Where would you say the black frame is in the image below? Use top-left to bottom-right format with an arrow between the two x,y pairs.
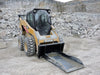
38,42 -> 64,58
26,8 -> 51,30
26,11 -> 35,28
33,8 -> 51,14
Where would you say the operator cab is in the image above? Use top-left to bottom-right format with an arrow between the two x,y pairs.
26,9 -> 51,35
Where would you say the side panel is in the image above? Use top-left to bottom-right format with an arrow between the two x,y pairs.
19,18 -> 39,49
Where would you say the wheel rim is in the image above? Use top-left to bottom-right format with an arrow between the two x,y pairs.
24,42 -> 28,52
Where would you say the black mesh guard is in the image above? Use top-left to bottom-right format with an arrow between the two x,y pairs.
38,42 -> 64,58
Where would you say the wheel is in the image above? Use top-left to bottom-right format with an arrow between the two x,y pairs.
18,35 -> 24,51
24,37 -> 36,56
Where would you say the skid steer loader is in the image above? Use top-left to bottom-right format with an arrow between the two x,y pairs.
18,8 -> 84,73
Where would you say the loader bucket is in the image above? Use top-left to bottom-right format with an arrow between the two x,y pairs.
38,42 -> 84,73
44,52 -> 84,73
38,42 -> 64,58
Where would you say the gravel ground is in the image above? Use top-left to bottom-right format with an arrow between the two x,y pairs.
0,37 -> 100,75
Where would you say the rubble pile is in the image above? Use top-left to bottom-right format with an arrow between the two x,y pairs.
52,12 -> 100,38
0,1 -> 100,39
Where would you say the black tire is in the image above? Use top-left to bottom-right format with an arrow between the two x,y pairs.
18,35 -> 24,51
24,37 -> 36,56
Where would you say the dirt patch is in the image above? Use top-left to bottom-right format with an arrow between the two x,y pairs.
0,37 -> 100,75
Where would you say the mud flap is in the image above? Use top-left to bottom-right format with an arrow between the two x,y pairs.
43,52 -> 84,73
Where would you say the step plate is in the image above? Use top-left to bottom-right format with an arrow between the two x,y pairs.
44,52 -> 84,73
